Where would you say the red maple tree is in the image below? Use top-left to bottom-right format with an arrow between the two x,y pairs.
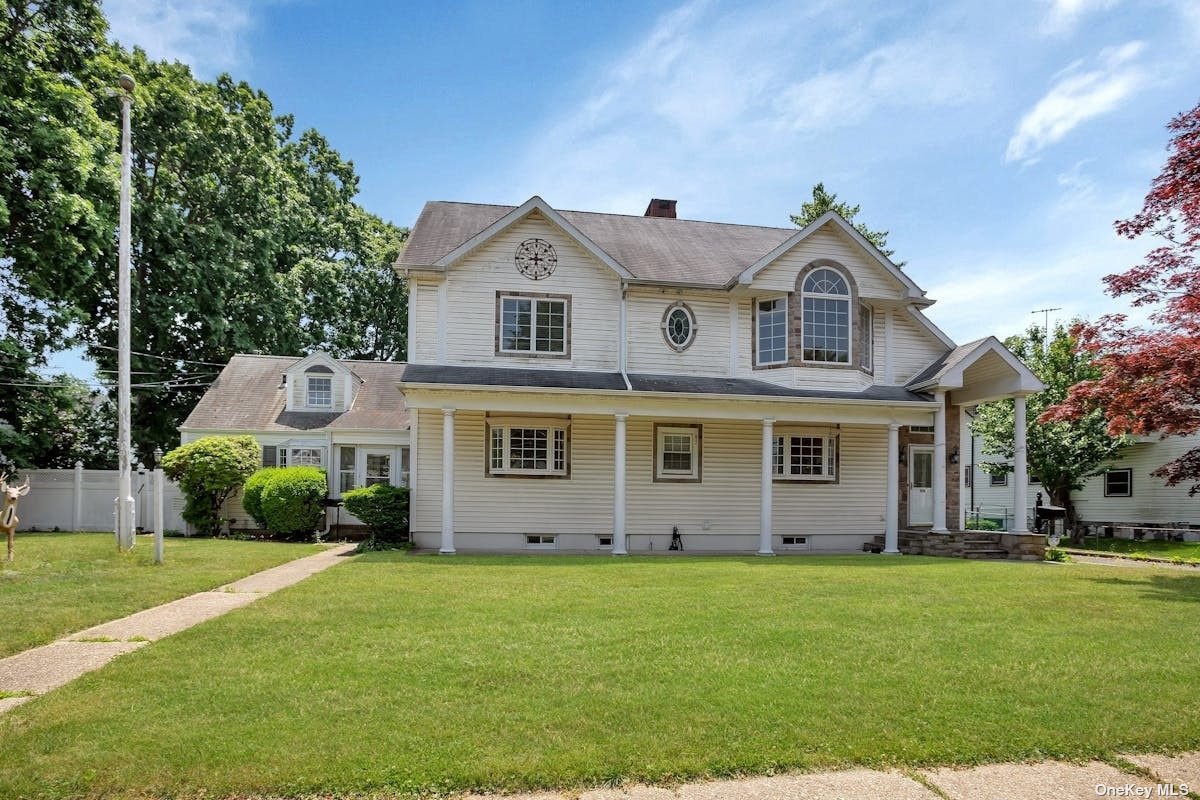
1044,99 -> 1200,492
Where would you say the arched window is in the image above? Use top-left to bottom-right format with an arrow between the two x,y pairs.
801,267 -> 851,363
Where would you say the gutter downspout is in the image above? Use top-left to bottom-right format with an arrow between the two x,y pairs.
619,281 -> 632,391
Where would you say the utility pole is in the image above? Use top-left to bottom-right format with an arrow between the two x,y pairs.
1030,307 -> 1061,346
115,74 -> 136,552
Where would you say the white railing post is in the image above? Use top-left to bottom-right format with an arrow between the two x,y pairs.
73,460 -> 83,532
884,424 -> 900,554
613,413 -> 628,555
440,408 -> 456,554
932,391 -> 949,533
758,418 -> 775,556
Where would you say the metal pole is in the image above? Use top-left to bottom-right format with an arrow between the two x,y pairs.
116,74 -> 136,552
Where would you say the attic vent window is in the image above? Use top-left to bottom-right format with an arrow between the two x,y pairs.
661,301 -> 696,352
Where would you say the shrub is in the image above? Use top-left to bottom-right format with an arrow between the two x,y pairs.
1045,547 -> 1070,562
162,436 -> 260,536
242,468 -> 275,528
965,518 -> 1002,531
342,484 -> 409,548
260,466 -> 327,540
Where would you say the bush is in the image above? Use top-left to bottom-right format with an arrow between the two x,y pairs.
242,468 -> 275,528
342,484 -> 409,549
965,518 -> 1002,531
260,466 -> 327,540
1045,547 -> 1070,562
162,436 -> 260,536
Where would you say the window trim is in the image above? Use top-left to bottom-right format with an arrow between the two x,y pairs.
1104,468 -> 1133,497
485,419 -> 570,478
306,374 -> 333,408
494,291 -> 572,359
800,265 -> 853,365
857,302 -> 873,373
771,430 -> 839,483
661,301 -> 697,352
653,423 -> 702,482
754,296 -> 789,367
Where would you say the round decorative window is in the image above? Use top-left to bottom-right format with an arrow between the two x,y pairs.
661,302 -> 697,352
514,238 -> 557,280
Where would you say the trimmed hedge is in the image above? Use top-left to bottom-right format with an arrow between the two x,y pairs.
260,466 -> 327,541
342,484 -> 409,544
241,468 -> 275,529
161,435 -> 260,536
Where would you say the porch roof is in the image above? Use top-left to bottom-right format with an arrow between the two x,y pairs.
399,364 -> 933,404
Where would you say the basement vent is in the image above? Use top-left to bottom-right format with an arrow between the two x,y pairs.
597,535 -> 613,548
781,535 -> 808,548
525,534 -> 557,549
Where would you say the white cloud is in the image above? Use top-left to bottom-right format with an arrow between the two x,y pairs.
1005,40 -> 1145,163
103,0 -> 253,74
1040,0 -> 1119,35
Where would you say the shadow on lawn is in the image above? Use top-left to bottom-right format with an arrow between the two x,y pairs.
348,551 -> 997,570
1083,572 -> 1200,603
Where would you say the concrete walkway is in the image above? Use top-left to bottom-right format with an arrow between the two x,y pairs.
0,543 -> 355,714
461,753 -> 1200,800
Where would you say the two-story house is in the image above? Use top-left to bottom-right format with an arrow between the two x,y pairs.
394,196 -> 1045,555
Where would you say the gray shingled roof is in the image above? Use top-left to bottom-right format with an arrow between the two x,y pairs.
182,355 -> 408,432
399,201 -> 798,286
904,338 -> 990,388
401,364 -> 931,404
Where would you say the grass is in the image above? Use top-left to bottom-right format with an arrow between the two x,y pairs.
0,531 -> 323,657
2,554 -> 1200,799
1066,536 -> 1200,564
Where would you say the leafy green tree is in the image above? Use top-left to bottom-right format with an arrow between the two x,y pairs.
0,1 -> 117,358
973,324 -> 1128,540
259,466 -> 327,540
791,182 -> 900,263
161,435 -> 259,536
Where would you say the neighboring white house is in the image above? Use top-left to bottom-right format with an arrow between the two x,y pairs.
392,196 -> 1044,554
968,432 -> 1200,532
179,353 -> 410,531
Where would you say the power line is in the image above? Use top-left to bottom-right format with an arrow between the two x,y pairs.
89,343 -> 230,368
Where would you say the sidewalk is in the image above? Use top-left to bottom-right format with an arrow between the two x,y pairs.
461,754 -> 1200,800
0,543 -> 355,714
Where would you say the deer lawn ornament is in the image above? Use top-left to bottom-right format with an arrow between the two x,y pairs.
1,473 -> 31,563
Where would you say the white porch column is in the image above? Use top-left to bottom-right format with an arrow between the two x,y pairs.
884,424 -> 900,554
612,413 -> 628,555
1012,395 -> 1031,533
440,408 -> 456,554
958,404 -> 970,530
759,418 -> 775,556
932,391 -> 949,533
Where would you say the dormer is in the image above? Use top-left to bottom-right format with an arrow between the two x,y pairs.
283,352 -> 362,413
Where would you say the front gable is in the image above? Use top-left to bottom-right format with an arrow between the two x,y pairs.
285,352 -> 361,413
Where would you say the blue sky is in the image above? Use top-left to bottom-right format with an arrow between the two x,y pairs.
63,0 -> 1200,374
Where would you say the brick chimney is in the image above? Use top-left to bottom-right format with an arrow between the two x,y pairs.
644,198 -> 677,219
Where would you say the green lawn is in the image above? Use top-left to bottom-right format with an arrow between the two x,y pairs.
1067,536 -> 1200,563
2,554 -> 1200,799
0,532 -> 323,657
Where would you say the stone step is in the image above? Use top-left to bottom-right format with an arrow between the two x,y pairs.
960,549 -> 1010,559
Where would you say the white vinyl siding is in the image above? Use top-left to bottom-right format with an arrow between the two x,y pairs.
441,212 -> 620,371
625,292 -> 730,376
890,312 -> 947,384
412,281 -> 440,363
750,226 -> 903,299
411,411 -> 889,552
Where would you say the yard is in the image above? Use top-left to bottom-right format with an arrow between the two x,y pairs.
1,553 -> 1199,799
0,532 -> 323,658
1066,536 -> 1200,564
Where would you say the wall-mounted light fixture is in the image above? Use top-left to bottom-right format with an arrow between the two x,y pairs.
949,447 -> 960,465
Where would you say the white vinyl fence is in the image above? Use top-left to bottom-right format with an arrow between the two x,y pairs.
11,464 -> 186,533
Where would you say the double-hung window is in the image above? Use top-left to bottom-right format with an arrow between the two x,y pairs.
498,294 -> 568,355
801,267 -> 851,363
655,424 -> 701,481
307,375 -> 332,407
1104,468 -> 1132,497
771,431 -> 838,481
488,422 -> 568,476
756,298 -> 788,366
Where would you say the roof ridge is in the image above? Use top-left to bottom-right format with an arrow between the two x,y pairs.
425,199 -> 797,233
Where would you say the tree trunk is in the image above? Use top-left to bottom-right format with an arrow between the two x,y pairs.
1052,486 -> 1080,544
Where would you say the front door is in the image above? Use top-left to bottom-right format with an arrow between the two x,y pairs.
908,445 -> 934,526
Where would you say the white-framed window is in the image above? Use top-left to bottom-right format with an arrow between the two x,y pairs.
989,472 -> 1008,487
306,375 -> 332,407
909,425 -> 934,433
1104,468 -> 1132,497
488,422 -> 568,476
655,424 -> 701,481
771,432 -> 838,481
525,534 -> 557,549
801,267 -> 851,364
339,446 -> 356,493
289,447 -> 324,467
499,295 -> 567,355
1029,474 -> 1041,485
857,302 -> 873,371
661,301 -> 697,352
756,297 -> 788,365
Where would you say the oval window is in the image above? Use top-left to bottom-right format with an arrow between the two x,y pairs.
661,302 -> 696,352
